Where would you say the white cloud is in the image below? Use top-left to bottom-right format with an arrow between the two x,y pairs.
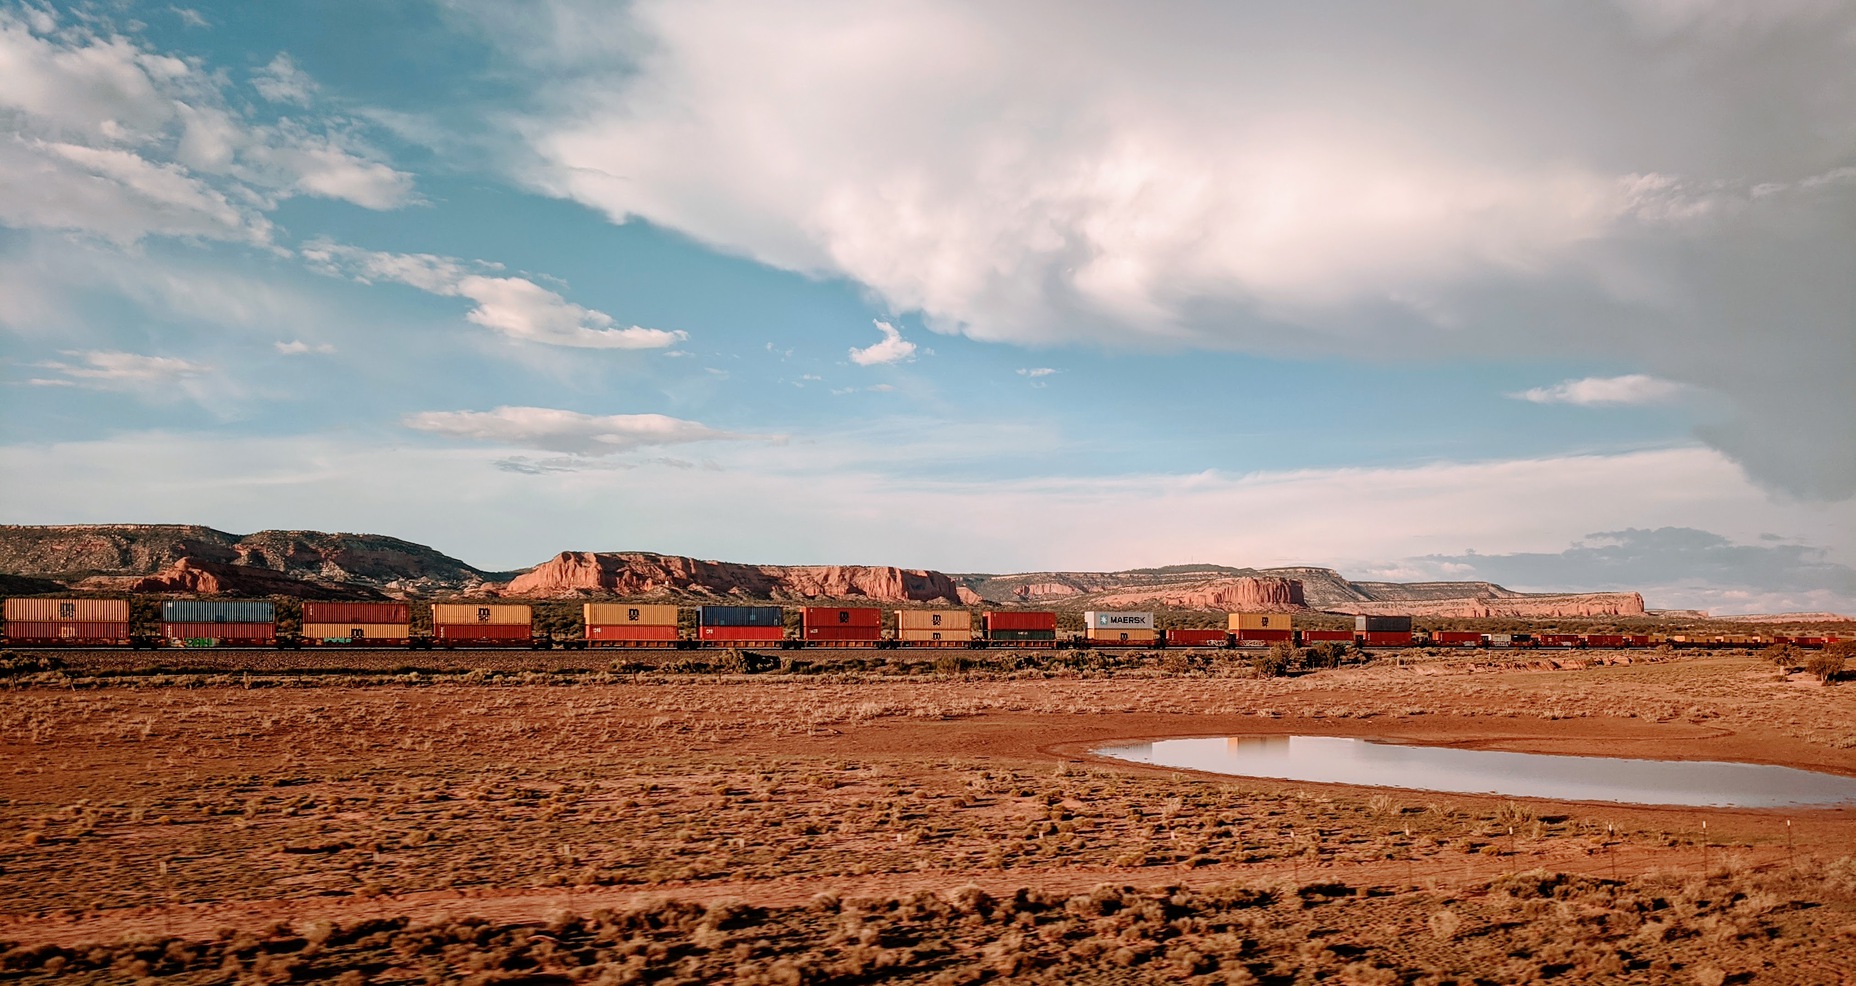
403,406 -> 753,456
0,136 -> 270,244
1017,367 -> 1057,378
32,350 -> 211,385
302,242 -> 687,349
252,53 -> 316,105
274,339 -> 334,355
1511,374 -> 1687,406
848,319 -> 916,365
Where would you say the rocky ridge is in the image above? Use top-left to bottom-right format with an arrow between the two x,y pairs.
501,552 -> 981,604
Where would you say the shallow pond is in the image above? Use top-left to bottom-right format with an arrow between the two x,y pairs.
1093,735 -> 1856,807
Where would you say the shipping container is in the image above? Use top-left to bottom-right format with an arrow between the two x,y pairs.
1360,631 -> 1413,647
1354,615 -> 1413,633
1584,634 -> 1628,648
986,629 -> 1058,642
163,622 -> 274,644
985,611 -> 1058,632
1537,634 -> 1584,648
586,624 -> 681,646
430,603 -> 531,626
4,598 -> 130,623
896,610 -> 973,631
3,621 -> 132,644
433,623 -> 532,643
1300,630 -> 1354,644
583,603 -> 680,626
1084,628 -> 1158,645
803,625 -> 884,644
1486,633 -> 1515,647
162,600 -> 275,624
1083,611 -> 1155,631
698,625 -> 785,643
1431,631 -> 1482,647
1228,613 -> 1294,631
897,628 -> 975,644
802,607 -> 883,628
697,605 -> 784,627
301,602 -> 410,624
1233,628 -> 1293,644
1624,634 -> 1652,647
300,623 -> 412,644
1164,628 -> 1229,647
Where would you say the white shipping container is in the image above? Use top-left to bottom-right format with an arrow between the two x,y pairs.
1084,611 -> 1155,630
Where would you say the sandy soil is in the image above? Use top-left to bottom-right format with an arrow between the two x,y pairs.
4,651 -> 1856,982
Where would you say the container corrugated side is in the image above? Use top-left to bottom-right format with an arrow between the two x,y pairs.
1360,631 -> 1413,647
4,621 -> 131,642
804,626 -> 884,642
986,629 -> 1057,641
1431,631 -> 1482,646
162,600 -> 275,623
302,602 -> 410,624
984,611 -> 1057,632
697,606 -> 784,627
583,603 -> 680,626
433,623 -> 532,641
1301,630 -> 1354,643
430,604 -> 531,625
4,598 -> 130,622
1084,628 -> 1157,644
896,610 -> 972,631
163,622 -> 274,642
801,607 -> 882,628
301,623 -> 412,642
587,624 -> 681,642
1354,615 -> 1413,633
698,626 -> 785,642
1233,629 -> 1293,643
1228,613 -> 1293,631
1084,611 -> 1155,630
897,628 -> 974,642
1164,629 -> 1228,647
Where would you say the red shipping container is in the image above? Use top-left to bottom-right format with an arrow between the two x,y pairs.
4,621 -> 132,643
804,626 -> 884,641
1537,634 -> 1583,647
1360,632 -> 1412,647
985,611 -> 1057,632
434,623 -> 531,642
801,607 -> 882,628
164,622 -> 274,643
1584,634 -> 1627,648
587,624 -> 680,642
699,626 -> 786,643
303,602 -> 410,623
1165,629 -> 1229,647
1432,631 -> 1482,646
1234,629 -> 1293,643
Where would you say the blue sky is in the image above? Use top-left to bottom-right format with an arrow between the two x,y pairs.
1,1 -> 1852,614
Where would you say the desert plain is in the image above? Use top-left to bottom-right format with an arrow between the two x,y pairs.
4,649 -> 1856,983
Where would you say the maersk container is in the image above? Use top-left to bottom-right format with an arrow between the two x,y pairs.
1084,611 -> 1154,631
430,603 -> 531,625
4,598 -> 130,623
302,602 -> 410,624
802,607 -> 882,628
984,611 -> 1057,632
584,603 -> 679,626
697,605 -> 783,627
1355,615 -> 1413,633
896,610 -> 972,631
162,600 -> 275,624
1228,613 -> 1293,631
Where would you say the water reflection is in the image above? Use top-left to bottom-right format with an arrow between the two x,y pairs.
1094,735 -> 1856,807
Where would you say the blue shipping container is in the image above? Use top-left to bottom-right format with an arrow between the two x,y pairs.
697,605 -> 784,627
161,600 -> 275,623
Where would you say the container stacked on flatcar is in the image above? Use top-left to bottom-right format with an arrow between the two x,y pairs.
585,603 -> 680,647
1431,630 -> 1482,648
895,609 -> 974,646
431,603 -> 533,647
3,598 -> 131,645
985,611 -> 1057,647
1300,629 -> 1354,644
163,600 -> 276,647
1230,613 -> 1293,646
301,602 -> 411,646
1164,628 -> 1230,648
802,607 -> 883,646
1083,610 -> 1156,646
1354,615 -> 1413,647
698,605 -> 784,645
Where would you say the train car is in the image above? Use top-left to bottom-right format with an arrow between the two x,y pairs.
1300,629 -> 1354,645
1536,634 -> 1584,648
584,603 -> 681,648
1163,628 -> 1230,648
802,607 -> 883,647
985,611 -> 1057,647
1082,611 -> 1156,646
430,603 -> 536,648
161,600 -> 276,647
3,597 -> 132,646
300,602 -> 412,646
698,605 -> 785,646
1230,613 -> 1293,646
1354,616 -> 1413,648
895,609 -> 975,647
1430,631 -> 1482,648
1583,633 -> 1628,649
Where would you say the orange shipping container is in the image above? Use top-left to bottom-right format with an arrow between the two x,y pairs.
583,603 -> 679,626
430,603 -> 531,625
896,610 -> 972,631
4,598 -> 130,622
1228,613 -> 1293,632
301,623 -> 412,642
1085,628 -> 1158,644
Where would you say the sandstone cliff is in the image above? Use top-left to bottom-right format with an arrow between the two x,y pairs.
1324,592 -> 1646,619
500,551 -> 981,605
1087,577 -> 1308,611
90,559 -> 387,600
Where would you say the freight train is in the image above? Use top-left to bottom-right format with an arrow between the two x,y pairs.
0,597 -> 1841,651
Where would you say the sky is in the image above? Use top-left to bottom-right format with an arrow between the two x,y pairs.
0,0 -> 1852,614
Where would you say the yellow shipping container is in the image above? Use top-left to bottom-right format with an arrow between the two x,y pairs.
898,627 -> 975,642
1085,628 -> 1158,643
583,603 -> 679,626
3,598 -> 130,622
896,609 -> 973,631
1228,613 -> 1294,632
301,623 -> 411,640
430,603 -> 531,625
